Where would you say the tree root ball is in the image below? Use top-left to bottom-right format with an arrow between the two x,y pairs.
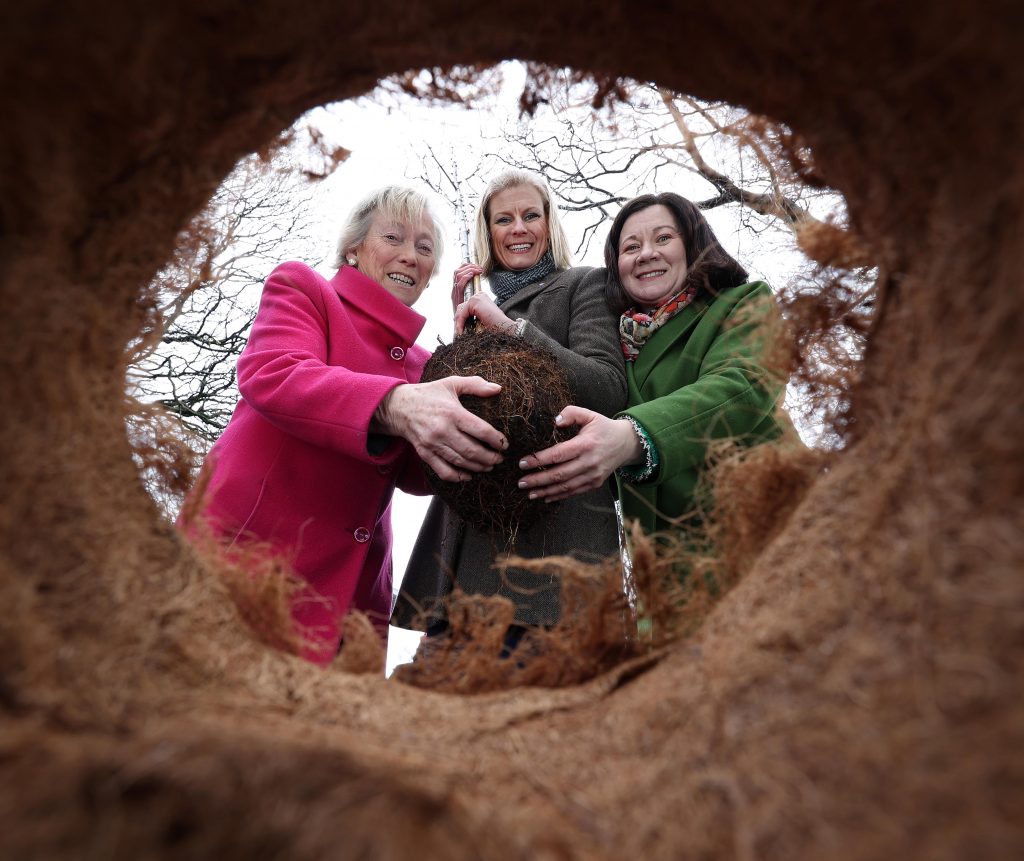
420,329 -> 576,535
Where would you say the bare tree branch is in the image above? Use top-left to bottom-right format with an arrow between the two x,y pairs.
128,143 -> 321,446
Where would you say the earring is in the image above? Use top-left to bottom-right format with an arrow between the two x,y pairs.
347,256 -> 357,266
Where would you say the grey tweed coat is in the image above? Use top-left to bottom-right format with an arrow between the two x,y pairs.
392,265 -> 627,630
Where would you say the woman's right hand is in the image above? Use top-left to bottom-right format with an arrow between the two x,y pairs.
517,407 -> 645,502
374,376 -> 507,482
454,293 -> 516,335
450,262 -> 485,313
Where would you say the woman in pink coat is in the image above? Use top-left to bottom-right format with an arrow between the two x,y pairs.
182,186 -> 507,666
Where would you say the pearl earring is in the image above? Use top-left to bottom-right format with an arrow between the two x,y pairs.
347,256 -> 357,266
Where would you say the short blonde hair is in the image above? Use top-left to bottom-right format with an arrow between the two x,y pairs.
471,169 -> 572,274
334,185 -> 445,276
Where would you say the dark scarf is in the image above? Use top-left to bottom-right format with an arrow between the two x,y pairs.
487,250 -> 557,305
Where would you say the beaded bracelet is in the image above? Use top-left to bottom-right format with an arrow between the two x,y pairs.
615,416 -> 659,483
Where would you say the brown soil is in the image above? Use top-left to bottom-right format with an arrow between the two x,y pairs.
1,2 -> 1021,859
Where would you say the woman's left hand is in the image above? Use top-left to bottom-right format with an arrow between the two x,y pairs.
454,293 -> 516,336
517,407 -> 645,502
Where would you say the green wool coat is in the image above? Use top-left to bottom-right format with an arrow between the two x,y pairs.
617,280 -> 786,536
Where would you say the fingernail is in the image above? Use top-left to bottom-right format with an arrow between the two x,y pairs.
528,493 -> 536,500
517,480 -> 526,489
518,459 -> 528,469
554,414 -> 563,424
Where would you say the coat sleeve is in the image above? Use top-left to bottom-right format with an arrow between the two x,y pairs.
520,267 -> 628,416
622,283 -> 785,485
235,262 -> 405,464
394,452 -> 432,496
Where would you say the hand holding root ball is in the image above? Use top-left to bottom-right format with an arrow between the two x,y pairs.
375,376 -> 508,482
454,293 -> 516,336
518,408 -> 646,502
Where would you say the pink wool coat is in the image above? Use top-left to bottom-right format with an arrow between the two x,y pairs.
187,261 -> 431,665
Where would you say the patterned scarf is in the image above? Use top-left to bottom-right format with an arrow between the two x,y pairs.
619,284 -> 699,362
488,251 -> 557,305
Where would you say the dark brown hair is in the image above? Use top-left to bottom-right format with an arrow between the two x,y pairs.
604,192 -> 749,314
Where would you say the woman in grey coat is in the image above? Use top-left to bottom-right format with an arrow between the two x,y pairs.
392,169 -> 627,648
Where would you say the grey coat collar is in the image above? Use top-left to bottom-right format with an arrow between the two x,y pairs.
496,267 -> 586,314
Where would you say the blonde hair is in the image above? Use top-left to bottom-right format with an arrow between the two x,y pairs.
333,186 -> 445,276
471,169 -> 572,273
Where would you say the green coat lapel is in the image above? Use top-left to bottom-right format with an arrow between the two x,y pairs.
630,299 -> 710,392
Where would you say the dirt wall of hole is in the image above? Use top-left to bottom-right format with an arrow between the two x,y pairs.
0,2 -> 1021,858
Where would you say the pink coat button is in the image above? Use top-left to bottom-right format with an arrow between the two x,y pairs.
353,527 -> 370,543
390,346 -> 405,360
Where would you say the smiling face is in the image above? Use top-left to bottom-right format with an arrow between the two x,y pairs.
351,211 -> 436,306
488,184 -> 550,271
616,204 -> 689,308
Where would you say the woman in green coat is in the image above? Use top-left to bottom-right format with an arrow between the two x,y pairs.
519,192 -> 785,537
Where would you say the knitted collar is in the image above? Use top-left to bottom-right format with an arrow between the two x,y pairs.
619,284 -> 699,362
487,251 -> 557,305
